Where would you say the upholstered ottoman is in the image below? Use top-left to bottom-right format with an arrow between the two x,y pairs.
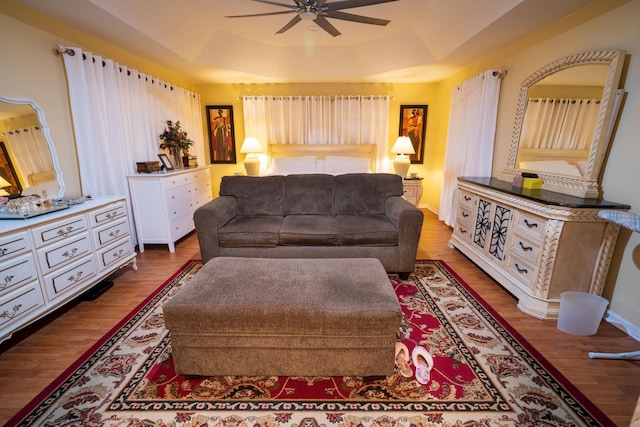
163,257 -> 402,377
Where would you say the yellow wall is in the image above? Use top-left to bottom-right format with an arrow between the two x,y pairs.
197,83 -> 445,207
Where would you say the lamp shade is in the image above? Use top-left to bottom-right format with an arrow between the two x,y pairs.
240,137 -> 262,154
391,136 -> 416,155
0,176 -> 11,189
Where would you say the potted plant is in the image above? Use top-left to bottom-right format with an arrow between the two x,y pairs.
159,120 -> 194,169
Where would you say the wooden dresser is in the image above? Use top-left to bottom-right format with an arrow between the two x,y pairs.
0,196 -> 137,343
448,177 -> 629,320
127,167 -> 212,252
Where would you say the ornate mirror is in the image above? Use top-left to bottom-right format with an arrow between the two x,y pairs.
501,50 -> 625,198
0,95 -> 65,198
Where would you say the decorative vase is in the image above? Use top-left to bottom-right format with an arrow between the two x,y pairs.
169,147 -> 183,170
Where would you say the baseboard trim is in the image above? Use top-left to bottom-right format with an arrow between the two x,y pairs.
605,310 -> 640,342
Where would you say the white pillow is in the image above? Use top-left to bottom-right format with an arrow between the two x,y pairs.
269,156 -> 317,175
518,160 -> 581,176
322,156 -> 370,175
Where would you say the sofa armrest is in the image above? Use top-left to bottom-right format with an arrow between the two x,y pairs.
194,196 -> 237,263
385,196 -> 424,272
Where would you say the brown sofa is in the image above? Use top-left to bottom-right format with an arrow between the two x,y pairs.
194,173 -> 424,278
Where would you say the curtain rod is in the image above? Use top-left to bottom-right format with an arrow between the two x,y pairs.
54,44 -> 204,96
237,95 -> 395,100
493,69 -> 507,79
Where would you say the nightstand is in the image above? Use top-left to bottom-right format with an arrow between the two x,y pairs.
402,178 -> 423,207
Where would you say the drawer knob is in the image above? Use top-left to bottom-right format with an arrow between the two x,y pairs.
462,212 -> 469,218
0,304 -> 23,320
111,249 -> 125,259
524,219 -> 538,228
109,230 -> 121,239
515,263 -> 528,274
57,226 -> 74,238
458,227 -> 467,234
0,248 -> 7,257
67,271 -> 84,283
1,274 -> 15,289
519,241 -> 533,251
62,247 -> 79,259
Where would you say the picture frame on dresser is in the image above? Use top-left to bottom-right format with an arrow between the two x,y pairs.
206,105 -> 236,164
157,153 -> 174,171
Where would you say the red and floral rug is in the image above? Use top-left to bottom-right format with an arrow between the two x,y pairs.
8,260 -> 612,426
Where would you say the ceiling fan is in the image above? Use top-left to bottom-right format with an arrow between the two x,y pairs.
225,0 -> 399,37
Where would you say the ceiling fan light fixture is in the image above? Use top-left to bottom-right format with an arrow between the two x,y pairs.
299,10 -> 317,21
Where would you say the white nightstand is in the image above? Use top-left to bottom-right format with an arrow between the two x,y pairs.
402,178 -> 423,207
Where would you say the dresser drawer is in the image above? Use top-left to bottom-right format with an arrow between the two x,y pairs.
508,232 -> 542,264
170,212 -> 195,241
89,201 -> 127,227
164,170 -> 203,190
37,232 -> 92,275
505,254 -> 538,289
458,190 -> 476,210
456,204 -> 474,226
31,215 -> 88,248
96,239 -> 134,271
92,219 -> 130,249
42,256 -> 97,302
514,211 -> 547,241
0,253 -> 39,297
0,231 -> 31,260
0,283 -> 45,331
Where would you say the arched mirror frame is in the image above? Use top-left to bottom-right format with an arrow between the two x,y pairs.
501,49 -> 625,198
0,95 -> 65,198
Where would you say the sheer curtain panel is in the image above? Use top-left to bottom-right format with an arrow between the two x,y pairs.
60,47 -> 203,198
439,70 -> 504,226
243,95 -> 390,172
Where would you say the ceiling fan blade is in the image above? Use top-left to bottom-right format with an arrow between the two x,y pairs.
325,0 -> 399,11
314,15 -> 341,37
324,10 -> 391,26
276,15 -> 302,34
226,10 -> 296,18
249,0 -> 298,9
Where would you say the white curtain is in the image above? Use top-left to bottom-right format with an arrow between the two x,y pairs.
439,70 -> 503,226
61,48 -> 203,198
519,98 -> 600,150
243,95 -> 391,171
4,125 -> 53,185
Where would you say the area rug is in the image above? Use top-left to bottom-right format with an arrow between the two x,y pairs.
8,260 -> 612,427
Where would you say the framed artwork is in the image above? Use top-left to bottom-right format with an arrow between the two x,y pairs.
0,141 -> 22,195
157,153 -> 174,171
398,105 -> 428,164
206,105 -> 236,164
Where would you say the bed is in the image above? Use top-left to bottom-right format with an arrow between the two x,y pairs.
516,148 -> 589,177
266,143 -> 378,175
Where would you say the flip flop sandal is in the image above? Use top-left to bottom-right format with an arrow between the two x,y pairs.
411,345 -> 434,384
394,341 -> 413,377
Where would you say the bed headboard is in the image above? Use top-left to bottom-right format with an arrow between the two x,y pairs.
268,144 -> 378,172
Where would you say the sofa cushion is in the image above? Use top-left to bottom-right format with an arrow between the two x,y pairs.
337,215 -> 398,246
284,174 -> 335,215
219,215 -> 283,247
219,175 -> 284,216
280,215 -> 338,246
334,173 -> 403,215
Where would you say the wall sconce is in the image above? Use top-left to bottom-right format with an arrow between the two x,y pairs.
240,137 -> 262,176
390,136 -> 415,178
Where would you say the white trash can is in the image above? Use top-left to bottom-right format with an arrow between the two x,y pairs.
557,291 -> 608,336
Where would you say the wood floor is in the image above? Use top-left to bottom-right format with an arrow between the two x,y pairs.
0,210 -> 638,426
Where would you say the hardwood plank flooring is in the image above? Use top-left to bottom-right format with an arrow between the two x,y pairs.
0,210 -> 638,426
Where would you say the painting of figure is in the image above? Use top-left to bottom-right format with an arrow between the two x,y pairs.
206,106 -> 236,164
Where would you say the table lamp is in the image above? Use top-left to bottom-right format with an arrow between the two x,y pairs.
240,137 -> 262,176
0,176 -> 12,196
391,136 -> 415,178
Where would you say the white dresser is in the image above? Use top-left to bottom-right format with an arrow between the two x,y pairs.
448,177 -> 629,320
0,196 -> 137,343
127,167 -> 212,252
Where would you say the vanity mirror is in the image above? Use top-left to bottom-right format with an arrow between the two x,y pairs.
0,95 -> 64,198
502,49 -> 625,198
